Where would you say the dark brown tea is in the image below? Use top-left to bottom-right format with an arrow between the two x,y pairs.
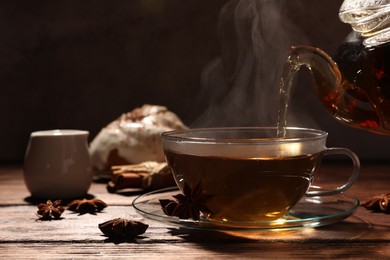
164,149 -> 321,222
278,41 -> 390,137
331,40 -> 390,133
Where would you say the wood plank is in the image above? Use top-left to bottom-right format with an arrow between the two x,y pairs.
0,166 -> 149,206
1,162 -> 389,205
0,204 -> 389,242
1,163 -> 390,259
1,242 -> 389,259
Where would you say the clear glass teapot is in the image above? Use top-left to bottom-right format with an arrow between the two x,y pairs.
339,0 -> 390,47
282,0 -> 390,135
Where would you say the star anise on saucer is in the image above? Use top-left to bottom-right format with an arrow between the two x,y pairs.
36,200 -> 65,220
159,182 -> 214,220
67,198 -> 107,214
361,193 -> 390,213
98,218 -> 149,239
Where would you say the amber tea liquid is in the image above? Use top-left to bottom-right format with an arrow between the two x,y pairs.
165,150 -> 320,222
331,40 -> 390,133
278,41 -> 390,136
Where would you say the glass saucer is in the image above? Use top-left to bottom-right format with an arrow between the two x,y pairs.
132,186 -> 360,231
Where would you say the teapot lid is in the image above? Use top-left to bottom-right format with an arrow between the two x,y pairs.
339,0 -> 390,46
340,0 -> 389,12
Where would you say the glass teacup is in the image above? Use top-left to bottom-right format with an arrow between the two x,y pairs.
161,127 -> 360,222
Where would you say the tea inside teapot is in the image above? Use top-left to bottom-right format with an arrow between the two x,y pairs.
278,0 -> 390,136
278,42 -> 390,136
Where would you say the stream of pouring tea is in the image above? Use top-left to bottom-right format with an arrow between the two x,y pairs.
276,56 -> 300,138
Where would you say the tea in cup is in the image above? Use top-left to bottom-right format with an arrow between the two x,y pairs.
161,127 -> 359,222
24,130 -> 92,199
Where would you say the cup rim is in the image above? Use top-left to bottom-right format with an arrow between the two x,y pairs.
161,127 -> 328,144
31,129 -> 89,137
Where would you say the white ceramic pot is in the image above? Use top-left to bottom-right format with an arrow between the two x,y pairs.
24,130 -> 92,199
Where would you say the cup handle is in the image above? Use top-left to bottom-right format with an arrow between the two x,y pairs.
306,147 -> 360,197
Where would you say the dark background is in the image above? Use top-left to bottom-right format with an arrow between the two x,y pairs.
1,0 -> 390,163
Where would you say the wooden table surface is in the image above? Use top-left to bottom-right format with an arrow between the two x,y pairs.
0,162 -> 389,259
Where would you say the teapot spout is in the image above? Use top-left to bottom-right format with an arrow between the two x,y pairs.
282,45 -> 381,133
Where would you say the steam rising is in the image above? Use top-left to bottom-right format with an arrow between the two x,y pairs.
191,0 -> 306,127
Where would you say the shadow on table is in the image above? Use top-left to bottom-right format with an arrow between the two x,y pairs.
165,216 -> 387,257
102,235 -> 149,245
24,193 -> 95,205
317,214 -> 390,237
167,215 -> 374,240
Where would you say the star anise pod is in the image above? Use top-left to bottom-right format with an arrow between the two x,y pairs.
67,198 -> 107,214
98,218 -> 149,239
159,181 -> 214,220
36,200 -> 65,220
362,193 -> 390,213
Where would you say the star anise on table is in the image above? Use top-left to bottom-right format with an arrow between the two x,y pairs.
67,198 -> 107,214
98,218 -> 149,239
159,181 -> 214,220
36,200 -> 65,220
361,193 -> 390,213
